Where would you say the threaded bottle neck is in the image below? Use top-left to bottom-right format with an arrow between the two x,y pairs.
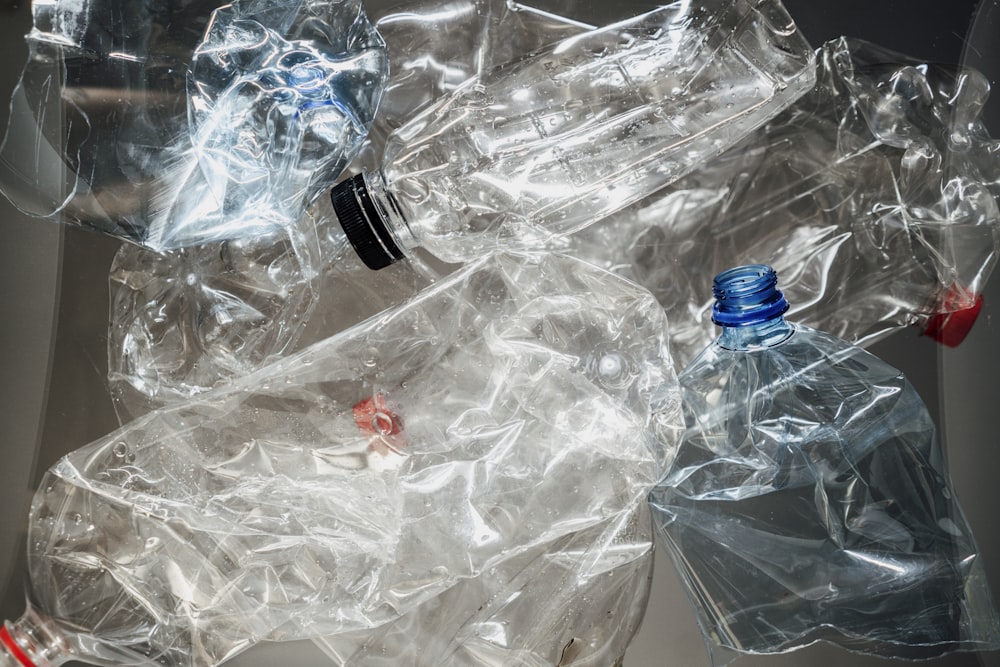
331,171 -> 414,270
712,265 -> 792,350
0,610 -> 68,667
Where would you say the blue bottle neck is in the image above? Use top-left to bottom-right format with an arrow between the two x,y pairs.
717,316 -> 794,351
711,265 -> 793,350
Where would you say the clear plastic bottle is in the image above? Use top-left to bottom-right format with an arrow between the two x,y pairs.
564,38 -> 1000,367
0,0 -> 387,249
648,265 -> 1000,664
2,251 -> 680,667
330,0 -> 816,268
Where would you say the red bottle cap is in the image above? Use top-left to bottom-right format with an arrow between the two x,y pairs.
352,393 -> 407,455
923,283 -> 985,347
0,626 -> 35,667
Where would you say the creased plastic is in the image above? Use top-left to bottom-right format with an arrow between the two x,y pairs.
8,252 -> 682,667
105,0 -> 591,420
0,0 -> 386,248
349,0 -> 597,177
648,269 -> 1000,664
316,505 -> 654,667
566,37 -> 1000,365
333,0 -> 816,266
108,195 -> 441,421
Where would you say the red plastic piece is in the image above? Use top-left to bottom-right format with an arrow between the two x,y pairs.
0,626 -> 35,667
923,284 -> 985,347
352,393 -> 407,455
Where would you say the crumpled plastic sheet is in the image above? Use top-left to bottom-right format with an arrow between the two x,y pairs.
649,317 -> 1000,663
0,0 -> 386,248
29,252 -> 682,667
566,37 -> 1000,366
108,195 -> 442,421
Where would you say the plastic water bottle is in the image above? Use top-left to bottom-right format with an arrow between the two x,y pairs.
648,265 -> 1000,664
0,0 -> 387,249
330,0 -> 815,268
563,37 -> 1000,367
1,251 -> 679,667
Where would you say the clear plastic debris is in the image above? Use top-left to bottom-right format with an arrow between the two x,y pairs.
648,265 -> 1000,664
317,505 -> 654,667
107,196 -> 441,421
566,37 -> 1000,365
4,252 -> 681,667
105,0 -> 592,421
350,0 -> 597,176
0,0 -> 386,248
329,0 -> 816,268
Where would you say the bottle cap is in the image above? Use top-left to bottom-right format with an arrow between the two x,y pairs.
331,174 -> 405,270
0,624 -> 36,667
923,283 -> 984,347
712,264 -> 789,327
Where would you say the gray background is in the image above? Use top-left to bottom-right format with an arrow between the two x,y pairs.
0,1 -> 998,665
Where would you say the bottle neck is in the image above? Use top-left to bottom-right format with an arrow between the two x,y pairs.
330,170 -> 418,270
0,610 -> 68,667
717,316 -> 794,351
710,264 -> 792,350
360,170 -> 419,254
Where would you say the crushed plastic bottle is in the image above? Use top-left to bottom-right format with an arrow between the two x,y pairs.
565,37 -> 1000,366
648,265 -> 1000,664
107,195 -> 442,421
330,0 -> 816,268
316,505 -> 655,666
0,0 -> 387,249
350,0 -> 597,177
105,0 -> 594,421
3,252 -> 681,667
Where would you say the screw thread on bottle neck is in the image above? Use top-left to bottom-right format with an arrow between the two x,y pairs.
0,610 -> 68,667
712,264 -> 793,350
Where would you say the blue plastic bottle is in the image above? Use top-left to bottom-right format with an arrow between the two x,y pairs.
649,265 -> 1000,663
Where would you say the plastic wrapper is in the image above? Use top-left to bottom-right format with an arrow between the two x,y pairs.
2,252 -> 682,667
566,37 -> 1000,365
0,0 -> 386,248
648,265 -> 1000,665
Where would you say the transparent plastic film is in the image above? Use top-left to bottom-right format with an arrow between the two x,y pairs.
105,0 -> 586,420
648,266 -> 1000,664
348,0 -> 596,176
16,252 -> 683,667
333,0 -> 816,266
0,0 -> 387,248
107,196 -> 441,421
316,505 -> 654,667
566,37 -> 1000,366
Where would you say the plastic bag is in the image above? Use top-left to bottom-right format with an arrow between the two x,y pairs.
648,265 -> 1000,664
0,0 -> 386,248
4,252 -> 681,667
566,37 -> 1000,366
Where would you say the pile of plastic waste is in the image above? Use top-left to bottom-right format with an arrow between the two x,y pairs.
1,0 -> 999,665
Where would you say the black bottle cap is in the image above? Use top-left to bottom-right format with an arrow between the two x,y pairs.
331,173 -> 406,270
